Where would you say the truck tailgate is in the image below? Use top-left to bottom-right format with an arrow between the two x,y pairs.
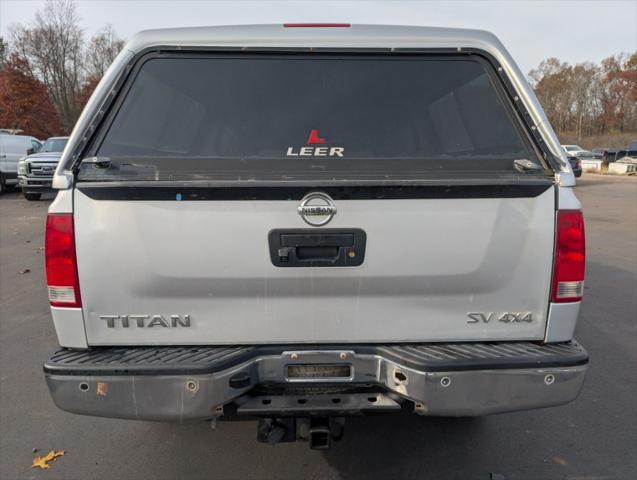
74,185 -> 554,345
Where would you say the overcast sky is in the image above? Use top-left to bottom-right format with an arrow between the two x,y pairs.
1,0 -> 635,73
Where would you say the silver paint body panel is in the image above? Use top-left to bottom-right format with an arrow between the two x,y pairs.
543,185 -> 583,342
545,302 -> 582,343
48,190 -> 88,348
74,188 -> 556,345
50,307 -> 88,349
48,24 -> 583,346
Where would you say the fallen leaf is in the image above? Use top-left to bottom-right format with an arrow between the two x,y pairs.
552,456 -> 568,466
31,450 -> 65,469
19,269 -> 31,274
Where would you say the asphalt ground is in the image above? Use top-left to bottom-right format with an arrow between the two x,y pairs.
1,174 -> 636,480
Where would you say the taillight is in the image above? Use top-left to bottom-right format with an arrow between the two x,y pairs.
552,210 -> 585,303
283,23 -> 351,27
45,213 -> 82,308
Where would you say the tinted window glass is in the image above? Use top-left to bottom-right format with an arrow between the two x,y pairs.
42,138 -> 68,153
82,54 -> 539,182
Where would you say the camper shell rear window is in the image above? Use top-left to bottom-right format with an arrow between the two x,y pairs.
79,52 -> 544,183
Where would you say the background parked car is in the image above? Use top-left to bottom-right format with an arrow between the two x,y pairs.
567,155 -> 582,177
562,144 -> 587,155
17,136 -> 68,201
561,145 -> 591,177
615,140 -> 637,161
592,148 -> 610,159
0,133 -> 42,194
592,141 -> 637,166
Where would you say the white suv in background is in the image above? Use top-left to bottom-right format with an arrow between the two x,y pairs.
0,134 -> 42,194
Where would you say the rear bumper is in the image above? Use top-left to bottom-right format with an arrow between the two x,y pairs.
44,341 -> 588,421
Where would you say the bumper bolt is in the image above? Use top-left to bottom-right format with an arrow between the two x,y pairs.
186,380 -> 199,393
440,377 -> 451,387
544,374 -> 555,385
291,353 -> 298,360
339,352 -> 347,359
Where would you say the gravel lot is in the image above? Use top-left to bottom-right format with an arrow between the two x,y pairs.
1,175 -> 636,480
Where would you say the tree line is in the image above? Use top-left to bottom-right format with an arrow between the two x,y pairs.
0,0 -> 123,138
1,0 -> 635,142
529,53 -> 637,142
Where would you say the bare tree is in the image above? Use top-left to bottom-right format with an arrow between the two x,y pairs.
570,63 -> 599,140
0,37 -> 7,67
529,58 -> 575,132
85,24 -> 125,80
10,0 -> 84,132
529,52 -> 636,138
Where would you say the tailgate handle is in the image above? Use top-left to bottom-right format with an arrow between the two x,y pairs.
282,234 -> 352,262
281,233 -> 354,247
295,246 -> 339,261
269,229 -> 366,267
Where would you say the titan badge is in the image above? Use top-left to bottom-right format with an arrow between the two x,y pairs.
100,314 -> 191,328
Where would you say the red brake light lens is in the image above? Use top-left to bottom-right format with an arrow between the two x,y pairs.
45,213 -> 82,308
283,23 -> 351,28
552,210 -> 585,303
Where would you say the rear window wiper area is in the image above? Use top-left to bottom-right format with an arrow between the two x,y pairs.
80,157 -> 159,178
513,158 -> 543,173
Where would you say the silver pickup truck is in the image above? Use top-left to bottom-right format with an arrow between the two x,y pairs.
43,24 -> 588,449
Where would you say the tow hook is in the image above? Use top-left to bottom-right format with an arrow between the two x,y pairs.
256,417 -> 345,449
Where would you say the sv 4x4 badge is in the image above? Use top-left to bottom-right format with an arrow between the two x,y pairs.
467,312 -> 533,324
286,129 -> 345,157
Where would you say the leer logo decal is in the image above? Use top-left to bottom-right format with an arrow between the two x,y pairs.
286,129 -> 344,157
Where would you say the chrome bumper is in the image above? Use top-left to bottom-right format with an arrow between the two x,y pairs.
18,175 -> 52,188
44,342 -> 588,421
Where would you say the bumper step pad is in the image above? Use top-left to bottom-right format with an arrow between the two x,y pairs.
44,341 -> 588,376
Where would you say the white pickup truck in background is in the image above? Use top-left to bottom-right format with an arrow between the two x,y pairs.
42,24 -> 588,449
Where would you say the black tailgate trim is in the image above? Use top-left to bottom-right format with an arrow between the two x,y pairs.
44,341 -> 588,376
75,183 -> 552,201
